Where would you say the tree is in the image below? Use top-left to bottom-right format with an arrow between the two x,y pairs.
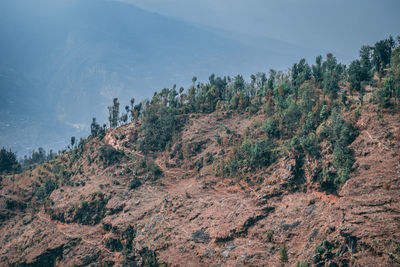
298,81 -> 316,113
377,75 -> 395,107
312,55 -> 323,84
133,103 -> 142,122
359,45 -> 372,74
389,47 -> 400,104
267,69 -> 276,89
292,58 -> 311,100
372,37 -> 396,76
282,101 -> 302,137
129,98 -> 135,121
139,90 -> 183,152
108,98 -> 120,128
322,53 -> 341,99
0,148 -> 21,174
90,118 -> 101,137
120,113 -> 128,124
348,60 -> 363,92
70,136 -> 76,148
232,75 -> 245,93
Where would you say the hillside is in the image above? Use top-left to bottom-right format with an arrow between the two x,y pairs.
1,38 -> 400,266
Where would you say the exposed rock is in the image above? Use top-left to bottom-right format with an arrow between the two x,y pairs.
192,228 -> 210,244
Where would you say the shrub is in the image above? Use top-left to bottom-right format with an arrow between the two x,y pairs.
223,139 -> 276,176
263,119 -> 280,139
205,152 -> 214,165
280,243 -> 288,263
215,132 -> 222,145
129,177 -> 141,190
35,178 -> 58,201
98,145 -> 124,166
146,160 -> 162,177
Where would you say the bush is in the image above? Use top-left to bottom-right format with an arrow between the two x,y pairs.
205,152 -> 214,165
280,243 -> 288,263
129,177 -> 141,190
263,119 -> 280,139
98,145 -> 124,166
223,139 -> 276,176
215,133 -> 222,145
146,160 -> 163,177
35,178 -> 58,201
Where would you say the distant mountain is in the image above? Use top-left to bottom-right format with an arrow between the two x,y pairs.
0,0 -> 321,156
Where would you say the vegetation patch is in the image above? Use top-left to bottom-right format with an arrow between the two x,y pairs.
98,145 -> 125,166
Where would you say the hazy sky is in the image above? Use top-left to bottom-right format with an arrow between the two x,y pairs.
116,0 -> 400,58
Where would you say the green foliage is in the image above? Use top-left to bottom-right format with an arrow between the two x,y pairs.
21,147 -> 57,170
372,36 -> 396,75
300,133 -> 320,158
263,119 -> 280,139
0,148 -> 21,174
298,81 -> 316,113
282,101 -> 302,137
90,118 -> 106,139
320,104 -> 329,121
322,53 -> 341,99
315,239 -> 334,257
280,243 -> 289,263
141,158 -> 162,178
139,91 -> 183,152
205,152 -> 214,165
375,46 -> 400,107
141,248 -> 162,267
377,75 -> 395,107
146,160 -> 163,177
348,45 -> 373,93
35,178 -> 57,201
296,262 -> 310,267
292,58 -> 312,99
98,145 -> 124,166
312,55 -> 323,84
108,98 -> 120,128
129,177 -> 141,190
215,132 -> 222,145
70,136 -> 76,148
223,139 -> 276,176
348,60 -> 365,92
318,109 -> 358,188
315,243 -> 325,254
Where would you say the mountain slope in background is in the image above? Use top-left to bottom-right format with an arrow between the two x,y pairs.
0,0 -> 321,156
